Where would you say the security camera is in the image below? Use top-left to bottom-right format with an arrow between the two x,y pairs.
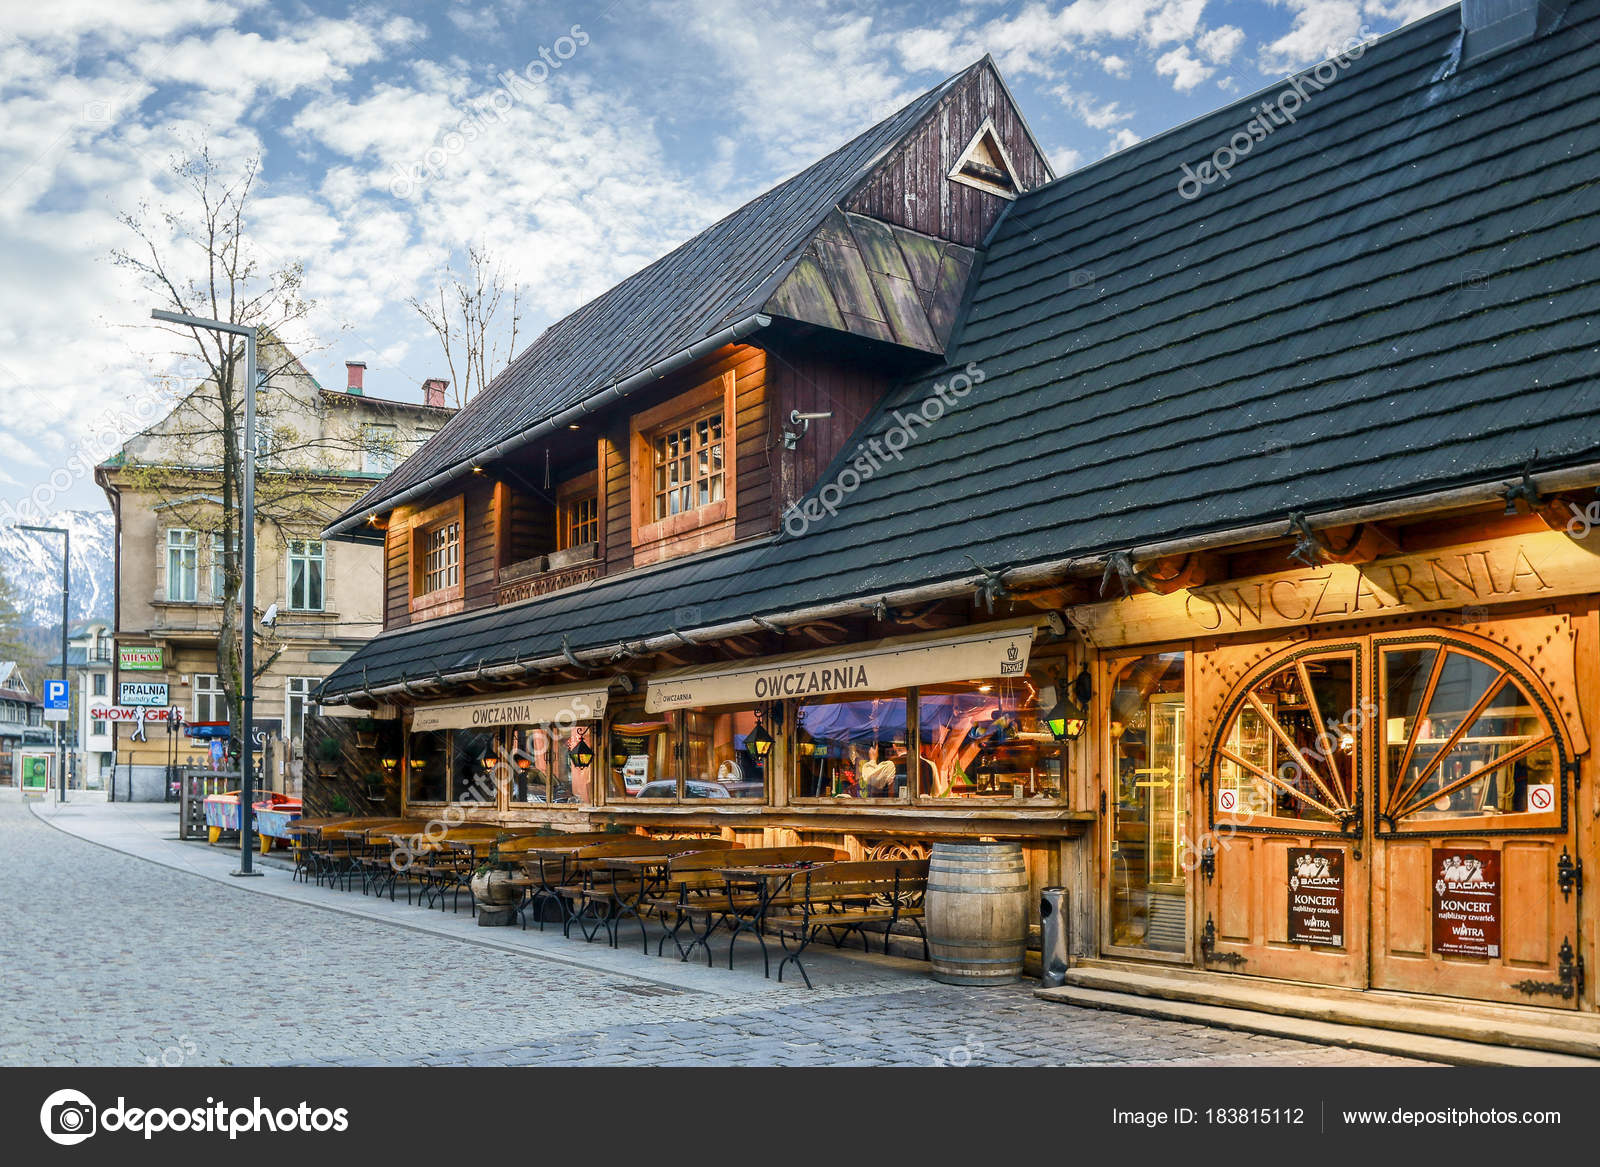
260,602 -> 279,629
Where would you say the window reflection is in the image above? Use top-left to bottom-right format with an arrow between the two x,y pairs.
795,695 -> 907,800
918,673 -> 1061,800
608,708 -> 675,798
683,707 -> 766,800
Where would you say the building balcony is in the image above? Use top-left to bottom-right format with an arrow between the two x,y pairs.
497,544 -> 600,605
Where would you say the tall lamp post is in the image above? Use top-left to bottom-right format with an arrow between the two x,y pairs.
150,309 -> 261,876
17,524 -> 67,803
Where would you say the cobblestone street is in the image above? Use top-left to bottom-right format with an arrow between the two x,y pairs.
0,800 -> 1427,1067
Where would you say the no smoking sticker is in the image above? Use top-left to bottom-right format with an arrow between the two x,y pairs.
1528,784 -> 1555,811
1217,788 -> 1238,813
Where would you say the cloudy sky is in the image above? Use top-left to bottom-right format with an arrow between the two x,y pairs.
0,0 -> 1451,516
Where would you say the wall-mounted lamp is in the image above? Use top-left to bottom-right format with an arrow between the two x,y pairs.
381,755 -> 400,778
746,712 -> 776,761
1047,665 -> 1093,742
782,410 -> 833,450
569,731 -> 595,769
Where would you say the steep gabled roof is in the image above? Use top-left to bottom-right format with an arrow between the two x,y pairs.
319,2 -> 1600,701
331,59 -> 993,528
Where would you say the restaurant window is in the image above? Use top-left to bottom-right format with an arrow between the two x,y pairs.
918,670 -> 1063,802
288,539 -> 325,611
407,730 -> 448,802
1377,639 -> 1561,831
794,693 -> 908,801
507,723 -> 598,805
1107,652 -> 1188,954
166,529 -> 198,602
607,704 -> 677,799
1212,648 -> 1358,828
450,728 -> 497,804
683,705 -> 769,801
193,674 -> 227,724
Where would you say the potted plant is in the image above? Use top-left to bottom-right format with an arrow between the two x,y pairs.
470,848 -> 524,925
315,736 -> 342,764
353,717 -> 379,750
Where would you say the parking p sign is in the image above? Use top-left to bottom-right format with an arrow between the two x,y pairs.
43,679 -> 69,723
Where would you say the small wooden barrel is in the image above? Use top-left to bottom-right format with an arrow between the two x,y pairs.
926,840 -> 1028,985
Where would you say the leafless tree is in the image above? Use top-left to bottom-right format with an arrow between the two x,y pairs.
112,144 -> 365,751
408,243 -> 523,407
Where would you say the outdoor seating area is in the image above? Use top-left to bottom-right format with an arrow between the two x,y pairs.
282,818 -> 929,987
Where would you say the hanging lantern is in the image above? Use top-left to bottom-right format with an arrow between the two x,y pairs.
746,714 -> 775,760
1048,668 -> 1088,742
569,732 -> 595,769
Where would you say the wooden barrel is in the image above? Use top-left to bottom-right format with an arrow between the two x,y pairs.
926,840 -> 1028,985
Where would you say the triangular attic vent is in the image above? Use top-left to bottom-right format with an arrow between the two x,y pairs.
948,117 -> 1023,199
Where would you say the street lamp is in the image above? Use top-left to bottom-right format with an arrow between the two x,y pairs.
17,524 -> 67,803
150,309 -> 262,877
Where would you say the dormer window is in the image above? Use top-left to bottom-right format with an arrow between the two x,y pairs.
561,490 -> 599,550
408,496 -> 466,618
628,370 -> 738,567
948,117 -> 1023,199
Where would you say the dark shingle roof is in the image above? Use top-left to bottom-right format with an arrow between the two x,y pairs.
332,63 -> 980,527
320,4 -> 1600,700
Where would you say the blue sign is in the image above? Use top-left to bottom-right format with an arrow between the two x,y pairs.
43,679 -> 69,723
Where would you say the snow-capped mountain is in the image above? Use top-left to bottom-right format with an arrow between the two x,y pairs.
0,509 -> 115,626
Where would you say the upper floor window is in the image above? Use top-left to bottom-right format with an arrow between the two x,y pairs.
285,676 -> 318,741
363,423 -> 397,474
209,531 -> 236,602
92,673 -> 106,697
628,369 -> 738,567
166,529 -> 198,602
408,496 -> 466,617
288,540 -> 325,611
423,523 -> 459,593
194,673 -> 227,723
653,412 -> 724,520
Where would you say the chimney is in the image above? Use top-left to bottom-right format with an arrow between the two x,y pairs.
423,378 -> 448,409
345,361 -> 366,395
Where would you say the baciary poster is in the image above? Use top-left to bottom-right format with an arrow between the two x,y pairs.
1288,848 -> 1345,946
1432,848 -> 1501,958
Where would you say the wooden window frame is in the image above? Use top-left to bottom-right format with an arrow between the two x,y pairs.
408,496 -> 466,619
629,371 -> 737,566
557,470 -> 600,552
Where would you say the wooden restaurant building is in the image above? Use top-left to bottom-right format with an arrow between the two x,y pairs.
318,2 -> 1600,1037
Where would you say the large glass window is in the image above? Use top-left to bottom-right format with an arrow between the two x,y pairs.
794,693 -> 908,800
1379,642 -> 1560,830
407,730 -> 447,802
1108,652 -> 1187,954
607,706 -> 676,799
166,529 -> 198,602
683,706 -> 768,801
507,723 -> 597,805
449,728 -> 497,804
918,671 -> 1062,801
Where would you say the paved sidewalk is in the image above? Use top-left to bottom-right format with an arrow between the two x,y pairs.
6,800 -> 1432,1067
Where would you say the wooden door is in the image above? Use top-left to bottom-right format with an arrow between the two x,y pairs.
1368,631 -> 1583,1006
1198,642 -> 1370,986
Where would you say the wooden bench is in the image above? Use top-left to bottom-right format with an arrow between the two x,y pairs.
766,860 -> 930,988
560,838 -> 742,942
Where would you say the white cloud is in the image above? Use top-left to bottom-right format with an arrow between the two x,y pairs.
1108,127 -> 1142,151
1197,24 -> 1246,62
1257,0 -> 1365,73
1099,53 -> 1130,76
1156,46 -> 1214,91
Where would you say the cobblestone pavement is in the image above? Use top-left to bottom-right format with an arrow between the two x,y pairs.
1,800 -> 1429,1067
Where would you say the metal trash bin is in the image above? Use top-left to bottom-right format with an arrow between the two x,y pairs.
1039,887 -> 1070,987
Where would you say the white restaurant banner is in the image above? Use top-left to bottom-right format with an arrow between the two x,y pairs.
645,624 -> 1038,712
411,685 -> 612,732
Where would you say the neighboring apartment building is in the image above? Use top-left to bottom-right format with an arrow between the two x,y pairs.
98,341 -> 455,799
0,662 -> 49,789
41,622 -> 116,789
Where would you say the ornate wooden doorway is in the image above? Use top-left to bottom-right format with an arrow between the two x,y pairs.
1197,621 -> 1585,1006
